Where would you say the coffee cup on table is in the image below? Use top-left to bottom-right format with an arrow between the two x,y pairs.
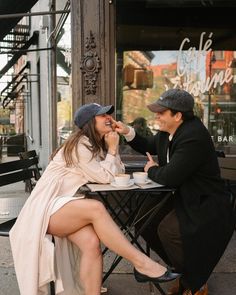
114,174 -> 130,186
133,172 -> 148,184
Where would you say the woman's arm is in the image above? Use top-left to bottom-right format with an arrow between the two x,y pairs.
76,138 -> 125,184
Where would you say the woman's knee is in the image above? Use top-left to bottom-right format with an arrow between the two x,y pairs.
85,231 -> 101,252
81,233 -> 101,258
69,226 -> 101,256
88,199 -> 107,219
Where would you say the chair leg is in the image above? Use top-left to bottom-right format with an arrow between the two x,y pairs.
153,282 -> 167,295
146,243 -> 167,294
50,281 -> 55,295
149,282 -> 155,295
50,236 -> 56,295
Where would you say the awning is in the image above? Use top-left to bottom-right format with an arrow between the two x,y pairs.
0,0 -> 38,42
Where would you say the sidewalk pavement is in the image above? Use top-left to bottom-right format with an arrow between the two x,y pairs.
0,230 -> 236,295
0,158 -> 236,294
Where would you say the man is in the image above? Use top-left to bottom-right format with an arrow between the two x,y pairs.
114,89 -> 235,295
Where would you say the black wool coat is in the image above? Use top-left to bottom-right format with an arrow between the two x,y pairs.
128,116 -> 235,292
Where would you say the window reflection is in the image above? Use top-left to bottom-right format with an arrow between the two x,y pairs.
117,48 -> 236,155
116,1 -> 236,155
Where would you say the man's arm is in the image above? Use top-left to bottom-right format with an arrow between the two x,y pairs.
113,119 -> 158,155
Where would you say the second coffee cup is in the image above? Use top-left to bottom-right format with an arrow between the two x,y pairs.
133,172 -> 148,184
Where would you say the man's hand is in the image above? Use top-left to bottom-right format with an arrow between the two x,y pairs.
144,152 -> 159,172
111,118 -> 130,135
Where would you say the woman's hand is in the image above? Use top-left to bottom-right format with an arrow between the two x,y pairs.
144,152 -> 159,172
105,131 -> 120,156
111,118 -> 130,135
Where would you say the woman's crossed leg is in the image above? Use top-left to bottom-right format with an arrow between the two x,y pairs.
48,198 -> 169,295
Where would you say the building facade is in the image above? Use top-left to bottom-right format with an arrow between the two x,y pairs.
0,0 -> 236,168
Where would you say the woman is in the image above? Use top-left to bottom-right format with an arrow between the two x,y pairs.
10,103 -> 179,295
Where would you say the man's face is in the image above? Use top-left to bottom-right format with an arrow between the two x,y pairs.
155,109 -> 182,134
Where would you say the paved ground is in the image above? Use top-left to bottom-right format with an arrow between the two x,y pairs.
0,155 -> 236,295
0,231 -> 236,295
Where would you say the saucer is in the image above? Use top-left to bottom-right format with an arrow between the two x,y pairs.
134,179 -> 152,185
111,179 -> 135,188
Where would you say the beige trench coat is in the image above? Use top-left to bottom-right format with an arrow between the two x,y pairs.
9,136 -> 125,295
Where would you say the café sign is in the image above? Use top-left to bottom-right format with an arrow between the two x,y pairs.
167,32 -> 233,96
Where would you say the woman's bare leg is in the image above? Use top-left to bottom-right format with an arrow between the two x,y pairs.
48,199 -> 166,277
67,225 -> 102,295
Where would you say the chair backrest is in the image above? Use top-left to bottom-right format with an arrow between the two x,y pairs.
215,150 -> 225,158
218,157 -> 236,181
19,150 -> 37,159
0,158 -> 39,236
0,158 -> 38,187
18,150 -> 41,180
218,157 -> 236,213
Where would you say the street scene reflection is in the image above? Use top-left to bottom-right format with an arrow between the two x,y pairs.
116,33 -> 236,155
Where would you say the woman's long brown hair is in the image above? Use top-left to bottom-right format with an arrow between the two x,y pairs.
50,117 -> 106,166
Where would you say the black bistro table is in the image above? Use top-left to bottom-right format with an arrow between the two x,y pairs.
85,180 -> 175,295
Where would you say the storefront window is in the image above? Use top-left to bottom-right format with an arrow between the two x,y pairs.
56,13 -> 72,146
116,1 -> 236,155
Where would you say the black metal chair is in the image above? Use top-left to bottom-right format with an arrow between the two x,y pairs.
218,157 -> 236,213
0,158 -> 37,235
0,218 -> 17,237
6,133 -> 26,156
18,150 -> 42,191
18,150 -> 41,179
0,158 -> 56,294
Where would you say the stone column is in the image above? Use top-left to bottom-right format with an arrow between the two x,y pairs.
71,0 -> 115,113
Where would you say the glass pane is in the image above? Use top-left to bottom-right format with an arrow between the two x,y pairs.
116,2 -> 236,155
56,13 -> 72,146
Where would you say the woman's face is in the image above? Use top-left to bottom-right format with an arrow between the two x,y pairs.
95,114 -> 113,137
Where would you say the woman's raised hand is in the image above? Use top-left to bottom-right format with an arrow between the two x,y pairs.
105,131 -> 120,156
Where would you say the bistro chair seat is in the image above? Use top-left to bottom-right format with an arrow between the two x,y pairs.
218,157 -> 236,219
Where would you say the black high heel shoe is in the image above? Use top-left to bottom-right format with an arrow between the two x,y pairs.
134,267 -> 181,283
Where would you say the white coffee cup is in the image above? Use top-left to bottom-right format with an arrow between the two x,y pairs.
133,172 -> 148,184
114,174 -> 130,186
